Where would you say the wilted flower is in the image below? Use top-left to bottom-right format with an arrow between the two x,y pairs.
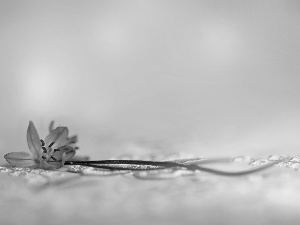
4,121 -> 76,170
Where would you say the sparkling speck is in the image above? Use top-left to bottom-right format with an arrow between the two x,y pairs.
233,156 -> 252,162
249,159 -> 269,166
289,156 -> 300,163
82,167 -> 130,176
0,166 -> 13,173
268,154 -> 287,161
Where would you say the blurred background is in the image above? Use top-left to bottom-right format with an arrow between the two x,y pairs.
1,0 -> 300,160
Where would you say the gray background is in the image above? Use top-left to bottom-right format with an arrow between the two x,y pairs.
1,0 -> 300,160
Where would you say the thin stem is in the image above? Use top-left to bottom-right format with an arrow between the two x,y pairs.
65,160 -> 197,170
190,160 -> 280,176
68,160 -> 184,166
68,164 -> 167,171
65,159 -> 284,176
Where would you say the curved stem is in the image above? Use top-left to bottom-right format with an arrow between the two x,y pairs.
191,160 -> 280,176
65,159 -> 284,176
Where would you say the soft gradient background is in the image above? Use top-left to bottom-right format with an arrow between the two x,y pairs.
1,0 -> 300,160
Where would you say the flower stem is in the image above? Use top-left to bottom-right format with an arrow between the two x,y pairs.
65,160 -> 197,170
65,159 -> 284,176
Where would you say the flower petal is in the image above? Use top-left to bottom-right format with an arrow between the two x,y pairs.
45,127 -> 69,148
27,121 -> 42,159
4,152 -> 38,167
65,135 -> 78,145
52,146 -> 76,161
49,121 -> 55,132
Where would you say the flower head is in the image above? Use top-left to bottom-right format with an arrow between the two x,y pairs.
4,121 -> 76,170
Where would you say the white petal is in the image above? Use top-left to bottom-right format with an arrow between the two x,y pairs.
4,152 -> 38,167
49,121 -> 55,132
45,127 -> 69,148
65,135 -> 78,145
27,121 -> 42,159
52,146 -> 76,161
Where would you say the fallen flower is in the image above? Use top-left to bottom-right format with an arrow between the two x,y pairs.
4,121 -> 76,170
3,122 -> 287,176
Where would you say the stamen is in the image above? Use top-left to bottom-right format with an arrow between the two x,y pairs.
51,156 -> 56,161
42,156 -> 46,159
54,149 -> 60,152
40,139 -> 45,146
48,142 -> 55,148
42,147 -> 47,153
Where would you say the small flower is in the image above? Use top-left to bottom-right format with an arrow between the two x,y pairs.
4,121 -> 76,170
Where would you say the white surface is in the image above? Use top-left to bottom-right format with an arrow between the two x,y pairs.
0,162 -> 299,225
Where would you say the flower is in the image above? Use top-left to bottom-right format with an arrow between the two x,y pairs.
4,121 -> 76,170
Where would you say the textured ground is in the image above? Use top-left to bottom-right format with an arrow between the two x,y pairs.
1,156 -> 300,225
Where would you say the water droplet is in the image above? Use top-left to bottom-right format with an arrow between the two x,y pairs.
249,159 -> 269,166
67,165 -> 88,173
81,167 -> 130,176
13,167 -> 26,171
289,156 -> 300,163
274,162 -> 288,168
268,154 -> 287,161
133,169 -> 177,179
233,156 -> 252,162
289,163 -> 300,170
30,169 -> 49,174
0,166 -> 13,173
133,168 -> 196,180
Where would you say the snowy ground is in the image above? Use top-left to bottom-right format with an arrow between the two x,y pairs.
1,156 -> 300,225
